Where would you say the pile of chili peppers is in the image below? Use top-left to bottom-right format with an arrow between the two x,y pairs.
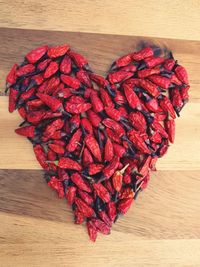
6,44 -> 189,241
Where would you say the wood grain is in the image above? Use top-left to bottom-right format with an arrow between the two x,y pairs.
0,7 -> 200,266
0,1 -> 200,41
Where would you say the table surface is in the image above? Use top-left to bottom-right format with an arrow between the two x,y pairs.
0,1 -> 200,266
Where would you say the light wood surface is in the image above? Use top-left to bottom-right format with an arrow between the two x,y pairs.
0,2 -> 200,266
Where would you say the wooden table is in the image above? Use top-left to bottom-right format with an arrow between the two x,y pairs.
0,1 -> 200,266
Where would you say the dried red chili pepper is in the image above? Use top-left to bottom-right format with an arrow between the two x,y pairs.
90,92 -> 104,113
48,144 -> 65,155
16,64 -> 35,77
65,102 -> 91,114
148,75 -> 171,89
83,147 -> 94,166
139,79 -> 160,97
87,220 -> 98,242
102,118 -> 125,138
123,83 -> 142,110
165,119 -> 175,143
76,69 -> 92,87
81,117 -> 93,134
87,110 -> 102,128
144,56 -> 164,68
88,163 -> 104,175
36,93 -> 62,112
107,202 -> 117,222
8,88 -> 19,112
66,128 -> 82,152
112,164 -> 129,192
58,157 -> 82,171
163,58 -> 175,71
33,144 -> 49,170
44,61 -> 59,79
159,96 -> 176,119
15,125 -> 36,137
84,134 -> 102,162
108,70 -> 133,84
138,67 -> 160,78
99,87 -> 114,108
104,137 -> 114,162
118,198 -> 133,214
60,55 -> 72,74
6,63 -> 18,86
69,50 -> 90,70
175,65 -> 189,84
66,186 -> 77,205
132,47 -> 154,61
93,183 -> 110,203
75,197 -> 94,218
26,45 -> 48,63
100,156 -> 120,181
71,172 -> 91,193
69,114 -> 80,133
61,74 -> 81,89
90,218 -> 110,235
47,44 -> 69,58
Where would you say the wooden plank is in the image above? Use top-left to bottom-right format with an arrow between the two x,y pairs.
0,170 -> 200,239
0,97 -> 199,170
0,28 -> 199,101
0,1 -> 200,41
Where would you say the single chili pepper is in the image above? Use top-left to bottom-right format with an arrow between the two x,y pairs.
159,96 -> 176,119
128,131 -> 151,154
76,69 -> 92,87
71,172 -> 91,193
84,134 -> 102,162
53,140 -> 66,147
93,183 -> 110,203
69,114 -> 80,133
99,155 -> 120,181
154,112 -> 167,121
66,128 -> 82,152
144,56 -> 164,68
57,87 -> 72,99
60,55 -> 72,74
111,53 -> 133,70
47,176 -> 65,198
129,111 -> 146,132
170,73 -> 182,86
105,128 -> 121,144
113,143 -> 127,158
119,187 -> 134,199
83,147 -> 94,166
48,144 -> 65,155
87,220 -> 98,242
30,73 -> 44,87
26,45 -> 48,63
114,90 -> 127,105
132,47 -> 154,61
170,88 -> 183,114
66,186 -> 77,205
88,163 -> 104,175
69,95 -> 85,104
47,148 -> 57,161
36,93 -> 62,112
118,106 -> 128,118
33,144 -> 49,170
47,44 -> 69,58
149,156 -> 158,171
58,157 -> 82,171
151,120 -> 168,138
104,137 -> 114,162
77,189 -> 93,206
124,78 -> 140,87
137,67 -> 160,78
6,63 -> 18,86
16,64 -> 35,77
139,79 -> 160,97
90,218 -> 110,235
17,87 -> 36,106
75,197 -> 94,218
180,85 -> 189,103
112,164 -> 129,192
69,50 -> 90,70
104,106 -> 126,122
83,88 -> 97,99
150,131 -> 162,144
99,87 -> 114,108
74,207 -> 85,224
37,58 -> 51,71
108,70 -> 133,84
157,139 -> 169,157
60,74 -> 81,89
107,202 -> 117,222
120,64 -> 137,72
123,83 -> 142,110
165,119 -> 175,143
81,117 -> 93,134
118,198 -> 133,214
143,94 -> 161,113
163,58 -> 175,71
102,118 -> 125,138
86,110 -> 102,128
26,110 -> 45,124
15,125 -> 36,138
89,73 -> 109,88
148,75 -> 171,89
8,87 -> 19,112
90,92 -> 104,113
18,106 -> 26,119
139,156 -> 151,177
65,102 -> 91,114
175,65 -> 189,84
44,61 -> 59,79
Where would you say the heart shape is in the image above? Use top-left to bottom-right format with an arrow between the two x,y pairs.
6,43 -> 189,241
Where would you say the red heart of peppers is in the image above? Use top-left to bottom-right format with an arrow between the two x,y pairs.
5,43 -> 189,242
